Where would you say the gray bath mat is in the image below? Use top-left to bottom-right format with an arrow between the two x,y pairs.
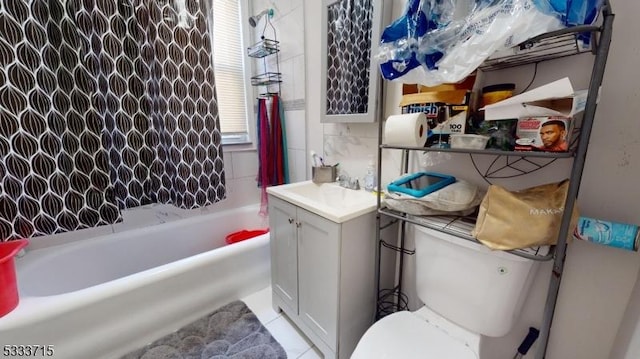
121,300 -> 287,359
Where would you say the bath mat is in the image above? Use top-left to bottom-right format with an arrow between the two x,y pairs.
121,300 -> 287,359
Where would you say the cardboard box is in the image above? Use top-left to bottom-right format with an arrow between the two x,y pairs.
400,90 -> 471,147
482,77 -> 589,121
514,116 -> 572,152
481,77 -> 598,152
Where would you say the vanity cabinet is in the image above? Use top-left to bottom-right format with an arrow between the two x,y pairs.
268,195 -> 377,359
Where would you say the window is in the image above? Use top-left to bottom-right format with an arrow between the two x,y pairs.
211,0 -> 254,145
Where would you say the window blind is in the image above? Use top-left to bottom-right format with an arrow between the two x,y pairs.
212,0 -> 248,135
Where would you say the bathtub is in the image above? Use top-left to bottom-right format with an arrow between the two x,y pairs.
0,204 -> 271,359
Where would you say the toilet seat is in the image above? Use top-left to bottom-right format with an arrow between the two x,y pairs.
351,311 -> 479,359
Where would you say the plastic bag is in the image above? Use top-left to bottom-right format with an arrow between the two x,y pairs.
567,0 -> 604,26
471,179 -> 579,250
378,0 -> 601,86
384,179 -> 483,216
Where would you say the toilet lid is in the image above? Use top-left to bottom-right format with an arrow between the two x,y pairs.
352,311 -> 479,359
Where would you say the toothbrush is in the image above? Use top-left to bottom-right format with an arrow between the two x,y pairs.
310,151 -> 323,167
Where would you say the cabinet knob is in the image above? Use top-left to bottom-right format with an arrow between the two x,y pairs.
296,221 -> 302,228
288,218 -> 294,224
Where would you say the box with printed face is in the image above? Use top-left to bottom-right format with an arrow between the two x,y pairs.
514,116 -> 572,152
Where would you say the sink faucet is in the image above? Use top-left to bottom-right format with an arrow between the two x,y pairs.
349,178 -> 360,190
337,175 -> 360,190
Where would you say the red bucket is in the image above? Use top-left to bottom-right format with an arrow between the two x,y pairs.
0,239 -> 29,318
225,229 -> 269,244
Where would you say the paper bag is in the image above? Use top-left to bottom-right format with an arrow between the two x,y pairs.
471,180 -> 579,250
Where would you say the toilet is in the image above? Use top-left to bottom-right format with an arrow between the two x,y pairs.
352,224 -> 539,358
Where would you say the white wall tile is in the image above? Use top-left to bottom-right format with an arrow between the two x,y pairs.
250,0 -> 272,19
223,151 -> 234,179
227,176 -> 262,206
304,0 -> 323,181
292,54 -> 306,99
274,0 -> 296,17
286,149 -> 298,183
287,148 -> 307,183
251,0 -> 295,21
323,122 -> 379,138
265,54 -> 280,73
323,135 -> 377,180
284,110 -> 305,150
279,57 -> 295,101
273,6 -> 305,62
232,150 -> 259,178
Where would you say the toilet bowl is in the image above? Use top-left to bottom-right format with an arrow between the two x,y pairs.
352,306 -> 480,359
353,224 -> 539,358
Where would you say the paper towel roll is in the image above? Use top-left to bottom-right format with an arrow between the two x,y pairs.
384,113 -> 428,147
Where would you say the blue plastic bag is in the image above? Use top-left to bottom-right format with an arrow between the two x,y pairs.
378,0 -> 603,86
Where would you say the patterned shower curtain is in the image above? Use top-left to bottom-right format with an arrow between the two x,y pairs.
0,0 -> 226,240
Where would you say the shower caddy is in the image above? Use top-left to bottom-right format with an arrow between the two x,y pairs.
373,3 -> 614,358
247,17 -> 282,98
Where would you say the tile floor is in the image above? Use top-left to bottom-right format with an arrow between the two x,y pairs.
242,286 -> 323,359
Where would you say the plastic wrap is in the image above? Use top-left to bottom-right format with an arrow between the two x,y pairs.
384,179 -> 483,216
378,0 -> 603,86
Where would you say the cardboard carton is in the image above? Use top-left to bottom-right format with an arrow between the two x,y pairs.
514,116 -> 572,152
482,77 -> 589,121
400,90 -> 471,147
481,77 -> 598,152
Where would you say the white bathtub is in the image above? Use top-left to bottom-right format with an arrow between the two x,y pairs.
0,205 -> 271,359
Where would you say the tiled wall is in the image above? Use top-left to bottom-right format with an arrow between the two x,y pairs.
304,0 -> 401,188
323,122 -> 402,187
251,0 -> 307,184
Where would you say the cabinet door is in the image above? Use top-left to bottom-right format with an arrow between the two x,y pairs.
297,208 -> 341,349
269,196 -> 299,314
319,0 -> 387,123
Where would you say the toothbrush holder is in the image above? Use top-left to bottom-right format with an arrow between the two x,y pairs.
312,166 -> 338,184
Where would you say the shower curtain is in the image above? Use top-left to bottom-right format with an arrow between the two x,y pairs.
0,0 -> 226,240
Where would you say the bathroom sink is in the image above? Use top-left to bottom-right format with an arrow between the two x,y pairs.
267,181 -> 378,223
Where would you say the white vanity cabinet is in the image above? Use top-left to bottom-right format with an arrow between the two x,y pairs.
268,195 -> 377,359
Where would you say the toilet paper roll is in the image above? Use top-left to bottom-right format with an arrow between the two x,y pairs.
384,113 -> 428,147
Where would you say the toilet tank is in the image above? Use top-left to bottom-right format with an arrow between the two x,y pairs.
412,224 -> 539,337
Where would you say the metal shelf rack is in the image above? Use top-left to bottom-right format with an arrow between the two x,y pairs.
247,16 -> 281,98
250,72 -> 282,86
373,3 -> 614,358
480,24 -> 600,71
247,38 -> 279,58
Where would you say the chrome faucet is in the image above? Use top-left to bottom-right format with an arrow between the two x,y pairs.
337,174 -> 360,190
349,177 -> 360,190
